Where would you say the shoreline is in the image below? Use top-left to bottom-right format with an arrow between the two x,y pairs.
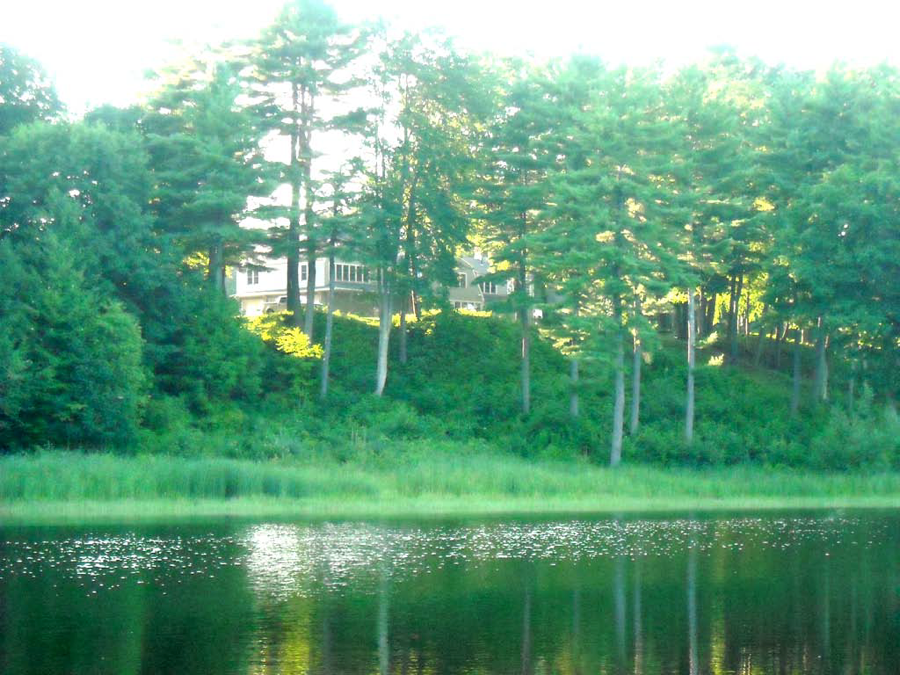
4,495 -> 899,526
3,451 -> 899,525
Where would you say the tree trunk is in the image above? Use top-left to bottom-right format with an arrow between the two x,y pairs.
304,247 -> 317,339
208,242 -> 224,293
686,287 -> 696,444
753,303 -> 768,367
521,307 -> 531,415
729,273 -> 743,365
743,287 -> 752,336
706,291 -> 717,335
676,302 -> 688,340
698,287 -> 706,338
610,325 -> 625,467
726,275 -> 737,354
301,91 -> 317,340
518,253 -> 531,416
375,271 -> 392,397
286,83 -> 302,327
630,296 -> 642,435
398,295 -> 408,365
791,327 -> 802,416
302,177 -> 317,340
813,317 -> 828,403
569,357 -> 579,419
774,322 -> 785,370
320,252 -> 336,400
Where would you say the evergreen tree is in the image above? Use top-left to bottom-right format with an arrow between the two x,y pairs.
246,0 -> 365,335
476,60 -> 557,415
144,61 -> 270,292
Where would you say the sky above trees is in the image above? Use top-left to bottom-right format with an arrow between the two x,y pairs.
5,0 -> 900,113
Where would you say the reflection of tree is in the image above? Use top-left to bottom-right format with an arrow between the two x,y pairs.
614,556 -> 627,674
633,561 -> 643,675
520,577 -> 533,675
687,546 -> 698,675
379,566 -> 390,675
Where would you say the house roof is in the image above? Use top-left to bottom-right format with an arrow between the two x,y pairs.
459,256 -> 490,277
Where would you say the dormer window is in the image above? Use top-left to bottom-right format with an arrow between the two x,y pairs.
456,273 -> 467,288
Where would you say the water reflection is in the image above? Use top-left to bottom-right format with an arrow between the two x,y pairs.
0,514 -> 898,674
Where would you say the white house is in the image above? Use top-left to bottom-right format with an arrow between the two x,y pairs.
233,252 -> 511,317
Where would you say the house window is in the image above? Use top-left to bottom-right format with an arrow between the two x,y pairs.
480,281 -> 497,295
456,273 -> 467,288
246,269 -> 259,285
335,264 -> 368,283
301,264 -> 307,282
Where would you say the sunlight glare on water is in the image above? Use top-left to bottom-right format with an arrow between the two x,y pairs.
0,513 -> 898,674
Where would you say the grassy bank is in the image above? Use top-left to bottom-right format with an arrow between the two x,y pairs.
2,449 -> 899,523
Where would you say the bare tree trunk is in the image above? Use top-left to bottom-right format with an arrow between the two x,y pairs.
375,271 -> 392,397
686,288 -> 696,445
320,252 -> 336,400
569,358 -> 579,419
286,86 -> 302,327
743,287 -> 751,336
521,307 -> 531,415
611,327 -> 625,467
302,93 -> 318,340
518,253 -> 531,416
208,241 -> 225,293
400,171 -> 418,364
706,291 -> 717,335
813,316 -> 828,403
302,189 -> 317,340
729,273 -> 743,364
791,327 -> 802,416
698,287 -> 706,338
398,295 -> 408,365
630,296 -> 643,435
726,275 -> 737,355
304,247 -> 317,339
676,302 -> 688,340
774,322 -> 786,370
753,303 -> 768,367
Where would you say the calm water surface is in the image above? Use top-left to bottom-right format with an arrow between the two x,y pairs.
0,512 -> 898,674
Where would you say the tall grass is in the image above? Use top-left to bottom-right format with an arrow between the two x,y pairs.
2,448 -> 899,522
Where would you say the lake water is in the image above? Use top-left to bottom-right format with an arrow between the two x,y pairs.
1,512 -> 898,674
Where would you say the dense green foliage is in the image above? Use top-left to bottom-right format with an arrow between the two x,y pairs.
1,7 -> 899,476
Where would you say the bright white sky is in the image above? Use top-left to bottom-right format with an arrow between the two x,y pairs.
4,0 -> 900,114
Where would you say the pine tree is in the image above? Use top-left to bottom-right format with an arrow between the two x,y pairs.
246,0 -> 365,335
536,58 -> 682,464
144,60 -> 269,292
